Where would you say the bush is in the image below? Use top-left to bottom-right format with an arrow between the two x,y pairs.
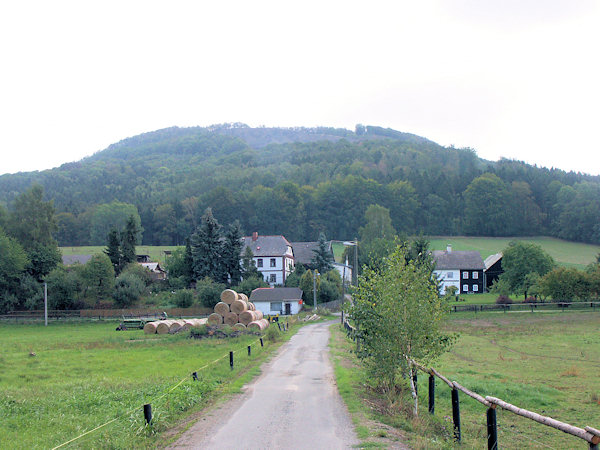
196,277 -> 225,308
232,276 -> 268,297
265,324 -> 281,342
524,296 -> 538,303
173,289 -> 195,308
495,295 -> 513,304
113,273 -> 145,307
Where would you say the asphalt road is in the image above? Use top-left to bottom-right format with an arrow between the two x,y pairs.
170,320 -> 358,450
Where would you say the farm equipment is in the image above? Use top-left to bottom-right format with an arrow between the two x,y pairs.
116,312 -> 167,331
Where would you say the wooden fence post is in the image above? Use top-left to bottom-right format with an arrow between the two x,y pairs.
247,345 -> 251,357
260,338 -> 264,347
452,388 -> 461,442
428,374 -> 435,414
412,371 -> 418,396
143,404 -> 152,425
487,406 -> 498,450
229,351 -> 234,370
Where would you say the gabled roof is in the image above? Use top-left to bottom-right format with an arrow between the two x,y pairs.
140,262 -> 166,273
432,250 -> 485,270
62,254 -> 93,266
290,241 -> 333,265
242,235 -> 292,257
250,287 -> 303,302
484,253 -> 503,270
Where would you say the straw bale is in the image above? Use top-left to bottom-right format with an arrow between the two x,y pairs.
239,310 -> 257,326
143,322 -> 158,334
156,320 -> 175,334
208,313 -> 223,325
214,302 -> 230,316
224,312 -> 239,326
220,289 -> 238,305
231,299 -> 248,314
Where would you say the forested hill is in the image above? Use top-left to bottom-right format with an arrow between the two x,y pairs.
0,123 -> 599,247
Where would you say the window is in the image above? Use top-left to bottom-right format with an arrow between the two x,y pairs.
472,272 -> 478,279
462,271 -> 469,279
257,259 -> 263,267
462,284 -> 468,292
447,272 -> 454,279
473,285 -> 479,292
270,258 -> 276,267
271,302 -> 282,313
269,274 -> 277,283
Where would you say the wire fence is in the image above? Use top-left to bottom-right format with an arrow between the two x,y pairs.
342,315 -> 600,449
50,335 -> 270,449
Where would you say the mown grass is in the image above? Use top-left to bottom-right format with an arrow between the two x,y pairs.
60,245 -> 179,264
331,311 -> 600,449
0,320 -> 299,449
430,236 -> 600,269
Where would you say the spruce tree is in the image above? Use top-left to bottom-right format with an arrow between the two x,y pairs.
222,220 -> 243,285
183,237 -> 194,285
311,232 -> 334,274
104,228 -> 122,274
121,215 -> 139,268
191,208 -> 225,282
241,246 -> 260,279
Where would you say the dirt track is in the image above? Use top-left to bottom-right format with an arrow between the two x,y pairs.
169,321 -> 358,449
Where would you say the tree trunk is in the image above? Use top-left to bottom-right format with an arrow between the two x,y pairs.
409,365 -> 418,417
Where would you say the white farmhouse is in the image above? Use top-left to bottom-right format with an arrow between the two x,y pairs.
242,232 -> 295,286
433,245 -> 485,295
249,287 -> 303,316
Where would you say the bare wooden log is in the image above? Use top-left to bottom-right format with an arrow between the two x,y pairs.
431,367 -> 454,388
452,381 -> 491,407
585,427 -> 600,445
486,396 -> 597,444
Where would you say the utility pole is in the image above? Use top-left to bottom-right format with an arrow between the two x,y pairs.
313,270 -> 319,309
353,237 -> 358,286
44,282 -> 48,327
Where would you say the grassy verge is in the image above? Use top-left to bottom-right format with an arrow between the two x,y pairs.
331,311 -> 600,449
0,320 -> 301,449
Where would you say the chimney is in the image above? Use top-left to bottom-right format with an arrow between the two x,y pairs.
252,232 -> 258,242
447,244 -> 452,253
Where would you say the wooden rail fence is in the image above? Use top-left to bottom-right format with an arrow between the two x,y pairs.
450,300 -> 600,313
342,315 -> 600,449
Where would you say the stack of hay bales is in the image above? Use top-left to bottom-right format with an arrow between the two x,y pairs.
144,318 -> 207,334
207,289 -> 269,331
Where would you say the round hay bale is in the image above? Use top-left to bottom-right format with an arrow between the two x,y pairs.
238,293 -> 248,302
224,312 -> 239,326
170,320 -> 186,333
143,322 -> 158,334
194,318 -> 208,326
156,320 -> 175,334
220,289 -> 238,305
208,313 -> 223,325
233,322 -> 246,331
231,299 -> 248,314
247,302 -> 255,311
180,320 -> 195,330
259,318 -> 269,329
239,310 -> 257,326
254,310 -> 264,320
214,302 -> 230,316
248,320 -> 268,331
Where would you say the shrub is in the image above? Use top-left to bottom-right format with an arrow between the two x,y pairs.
173,289 -> 195,308
524,296 -> 538,303
196,277 -> 225,308
113,273 -> 145,307
495,295 -> 513,304
265,324 -> 281,342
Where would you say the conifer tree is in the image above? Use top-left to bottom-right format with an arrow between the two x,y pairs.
311,232 -> 334,274
104,228 -> 122,274
191,208 -> 225,282
241,246 -> 260,279
121,215 -> 139,267
222,220 -> 243,285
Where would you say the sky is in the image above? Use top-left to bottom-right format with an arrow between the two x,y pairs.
1,0 -> 599,176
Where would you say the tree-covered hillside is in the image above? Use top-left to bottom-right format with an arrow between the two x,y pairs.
1,123 -> 599,246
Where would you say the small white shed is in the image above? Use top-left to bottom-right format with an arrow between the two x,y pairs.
249,287 -> 303,316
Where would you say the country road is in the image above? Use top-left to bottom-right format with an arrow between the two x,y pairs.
169,320 -> 359,449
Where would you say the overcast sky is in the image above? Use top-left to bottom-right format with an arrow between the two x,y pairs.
1,1 -> 598,176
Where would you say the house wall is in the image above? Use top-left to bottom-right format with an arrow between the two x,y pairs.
252,254 -> 294,286
434,269 -> 460,295
253,300 -> 302,316
333,263 -> 352,283
459,270 -> 485,293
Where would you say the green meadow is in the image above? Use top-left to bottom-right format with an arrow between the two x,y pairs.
0,321 -> 293,449
331,311 -> 600,449
60,246 -> 178,264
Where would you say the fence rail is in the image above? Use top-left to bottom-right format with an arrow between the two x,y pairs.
450,300 -> 600,313
342,316 -> 600,449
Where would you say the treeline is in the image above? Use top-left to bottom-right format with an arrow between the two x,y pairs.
0,125 -> 599,246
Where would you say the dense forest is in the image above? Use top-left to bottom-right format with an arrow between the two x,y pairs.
1,123 -> 599,246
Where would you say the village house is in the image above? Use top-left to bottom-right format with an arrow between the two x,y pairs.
290,240 -> 352,283
242,232 -> 294,286
433,245 -> 485,294
249,287 -> 303,316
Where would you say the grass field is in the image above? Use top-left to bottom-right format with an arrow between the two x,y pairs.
331,311 -> 600,449
60,245 -> 179,263
0,321 -> 295,449
430,236 -> 600,269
